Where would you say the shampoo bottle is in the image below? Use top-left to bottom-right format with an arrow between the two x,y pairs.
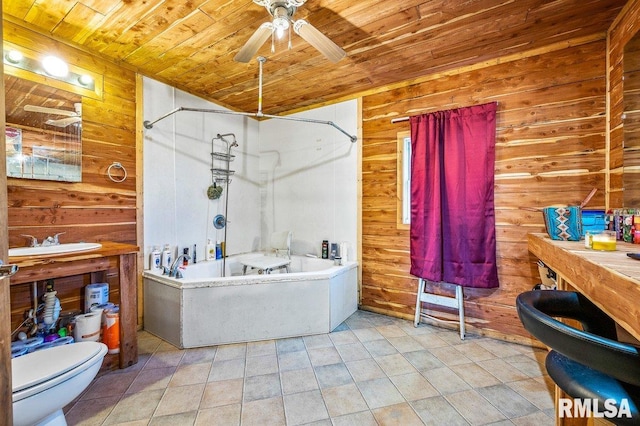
183,247 -> 190,266
321,240 -> 329,259
216,241 -> 222,259
150,246 -> 161,271
161,244 -> 172,269
206,239 -> 215,260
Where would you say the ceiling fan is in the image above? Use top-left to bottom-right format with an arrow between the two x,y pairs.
234,0 -> 346,63
24,103 -> 82,128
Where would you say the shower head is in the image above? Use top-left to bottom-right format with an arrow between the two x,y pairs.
216,133 -> 238,148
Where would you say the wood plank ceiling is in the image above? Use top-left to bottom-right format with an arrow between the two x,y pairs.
2,0 -> 629,116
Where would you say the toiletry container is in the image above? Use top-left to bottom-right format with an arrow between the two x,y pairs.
74,311 -> 103,342
340,242 -> 349,262
84,283 -> 109,313
150,246 -> 161,271
330,243 -> 338,260
322,240 -> 329,259
183,247 -> 190,266
102,305 -> 120,355
207,239 -> 215,260
161,244 -> 172,269
216,241 -> 222,259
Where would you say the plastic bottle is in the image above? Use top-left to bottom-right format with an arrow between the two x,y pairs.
183,247 -> 189,266
150,246 -> 161,270
322,240 -> 329,259
193,244 -> 197,264
216,241 -> 222,259
206,239 -> 215,260
161,244 -> 172,269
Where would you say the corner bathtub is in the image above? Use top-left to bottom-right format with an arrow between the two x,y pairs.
143,254 -> 358,348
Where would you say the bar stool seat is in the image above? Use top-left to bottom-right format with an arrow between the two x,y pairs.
516,290 -> 640,425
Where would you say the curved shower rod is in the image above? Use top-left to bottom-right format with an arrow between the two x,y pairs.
143,57 -> 357,143
143,107 -> 357,143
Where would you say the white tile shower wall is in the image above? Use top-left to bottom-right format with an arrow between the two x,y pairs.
143,78 -> 261,266
143,77 -> 358,267
258,100 -> 358,261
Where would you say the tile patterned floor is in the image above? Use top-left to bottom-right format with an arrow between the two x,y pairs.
64,310 -> 556,425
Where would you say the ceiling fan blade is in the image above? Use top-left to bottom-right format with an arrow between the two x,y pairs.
234,22 -> 274,63
293,19 -> 346,63
45,116 -> 81,127
24,105 -> 78,117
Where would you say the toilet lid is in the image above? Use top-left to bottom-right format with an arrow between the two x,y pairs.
12,341 -> 106,393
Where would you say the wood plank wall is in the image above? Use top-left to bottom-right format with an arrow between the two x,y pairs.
3,20 -> 138,332
609,0 -> 640,208
0,8 -> 13,423
360,39 -> 609,341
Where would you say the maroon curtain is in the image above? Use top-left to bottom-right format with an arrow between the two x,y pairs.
409,102 -> 499,289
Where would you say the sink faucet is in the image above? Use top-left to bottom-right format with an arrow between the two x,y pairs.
169,254 -> 190,277
21,234 -> 39,247
21,232 -> 65,247
41,232 -> 65,246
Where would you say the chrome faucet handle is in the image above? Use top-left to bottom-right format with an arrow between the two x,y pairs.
52,232 -> 65,244
159,266 -> 170,275
21,234 -> 39,247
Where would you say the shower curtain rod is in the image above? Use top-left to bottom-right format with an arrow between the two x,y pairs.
144,56 -> 357,143
143,107 -> 357,143
391,101 -> 499,124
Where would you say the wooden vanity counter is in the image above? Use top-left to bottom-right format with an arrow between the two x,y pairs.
529,233 -> 640,425
528,233 -> 640,341
9,241 -> 139,369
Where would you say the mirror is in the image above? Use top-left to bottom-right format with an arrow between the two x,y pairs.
623,32 -> 640,206
4,75 -> 82,182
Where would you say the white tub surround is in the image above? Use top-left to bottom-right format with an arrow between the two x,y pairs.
143,254 -> 358,348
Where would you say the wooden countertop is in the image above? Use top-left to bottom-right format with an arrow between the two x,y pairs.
528,233 -> 640,341
8,241 -> 139,285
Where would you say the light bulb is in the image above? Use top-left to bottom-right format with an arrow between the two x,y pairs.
5,50 -> 23,64
42,55 -> 69,78
78,74 -> 93,86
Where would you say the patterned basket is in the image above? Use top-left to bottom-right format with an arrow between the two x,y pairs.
542,206 -> 583,241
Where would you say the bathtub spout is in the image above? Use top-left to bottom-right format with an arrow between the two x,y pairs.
169,254 -> 190,277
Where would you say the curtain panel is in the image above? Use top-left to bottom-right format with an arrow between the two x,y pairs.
409,102 -> 499,289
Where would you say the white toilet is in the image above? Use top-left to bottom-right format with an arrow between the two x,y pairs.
12,341 -> 108,426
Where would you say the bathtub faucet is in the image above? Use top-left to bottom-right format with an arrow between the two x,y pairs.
169,254 -> 190,278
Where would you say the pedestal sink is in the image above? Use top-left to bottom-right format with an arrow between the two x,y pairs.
9,243 -> 102,257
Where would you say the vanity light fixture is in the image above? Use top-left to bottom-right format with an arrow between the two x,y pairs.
42,55 -> 69,78
3,45 -> 98,93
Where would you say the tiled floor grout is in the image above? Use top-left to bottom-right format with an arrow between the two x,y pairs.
64,310 -> 556,425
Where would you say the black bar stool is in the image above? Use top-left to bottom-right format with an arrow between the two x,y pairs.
516,290 -> 640,425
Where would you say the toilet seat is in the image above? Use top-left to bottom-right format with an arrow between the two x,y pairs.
12,341 -> 107,401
